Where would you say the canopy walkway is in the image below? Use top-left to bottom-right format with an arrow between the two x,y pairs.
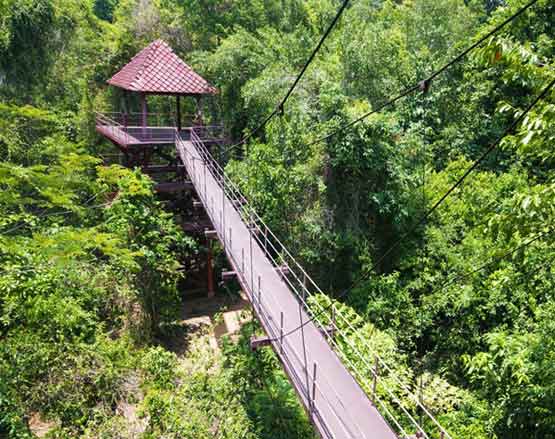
96,109 -> 453,439
177,130 -> 397,439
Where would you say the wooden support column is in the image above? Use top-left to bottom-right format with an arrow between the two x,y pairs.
123,90 -> 129,131
194,96 -> 203,126
122,151 -> 129,167
176,95 -> 182,131
141,93 -> 147,136
207,241 -> 215,298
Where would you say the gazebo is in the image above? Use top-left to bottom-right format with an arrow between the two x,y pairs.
96,40 -> 223,297
96,39 -> 218,149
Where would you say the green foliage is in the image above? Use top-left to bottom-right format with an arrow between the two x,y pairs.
0,102 -> 191,436
2,0 -> 555,437
93,0 -> 118,21
140,347 -> 178,390
221,322 -> 316,439
98,166 -> 194,337
209,0 -> 555,437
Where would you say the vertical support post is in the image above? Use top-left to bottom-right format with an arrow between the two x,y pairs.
264,227 -> 268,253
242,248 -> 245,274
195,96 -> 203,126
176,95 -> 182,132
122,90 -> 129,127
220,210 -> 224,251
207,240 -> 215,298
418,375 -> 424,439
229,227 -> 232,250
257,276 -> 262,316
280,312 -> 284,354
141,93 -> 147,138
250,232 -> 254,295
257,276 -> 261,304
311,363 -> 317,413
372,355 -> 379,403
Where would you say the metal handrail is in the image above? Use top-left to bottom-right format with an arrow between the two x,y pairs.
95,111 -> 129,145
325,301 -> 453,439
187,128 -> 444,438
178,129 -> 453,439
178,132 -> 371,439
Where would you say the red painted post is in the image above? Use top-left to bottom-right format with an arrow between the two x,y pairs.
141,93 -> 147,139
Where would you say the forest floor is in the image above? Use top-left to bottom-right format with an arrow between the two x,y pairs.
163,290 -> 252,356
29,290 -> 252,438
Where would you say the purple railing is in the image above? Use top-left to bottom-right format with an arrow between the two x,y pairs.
95,112 -> 226,146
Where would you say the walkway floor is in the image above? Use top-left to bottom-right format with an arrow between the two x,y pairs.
178,138 -> 398,439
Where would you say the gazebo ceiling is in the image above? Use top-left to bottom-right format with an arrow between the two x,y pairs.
107,39 -> 217,96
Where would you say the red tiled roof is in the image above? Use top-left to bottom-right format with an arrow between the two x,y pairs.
108,40 -> 217,95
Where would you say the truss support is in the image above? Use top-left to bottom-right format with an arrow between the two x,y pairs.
204,229 -> 218,240
221,270 -> 236,281
249,325 -> 335,352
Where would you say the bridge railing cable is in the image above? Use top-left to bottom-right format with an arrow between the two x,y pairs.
267,76 -> 555,343
178,129 -> 452,438
224,0 -> 351,154
178,131 -> 375,439
272,257 -> 447,438
222,0 -> 541,157
295,0 -> 543,149
187,133 -> 451,435
95,111 -> 129,146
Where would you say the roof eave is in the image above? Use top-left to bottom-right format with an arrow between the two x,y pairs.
106,81 -> 218,96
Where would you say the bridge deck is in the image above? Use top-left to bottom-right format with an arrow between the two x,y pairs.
96,124 -> 186,147
177,136 -> 398,439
